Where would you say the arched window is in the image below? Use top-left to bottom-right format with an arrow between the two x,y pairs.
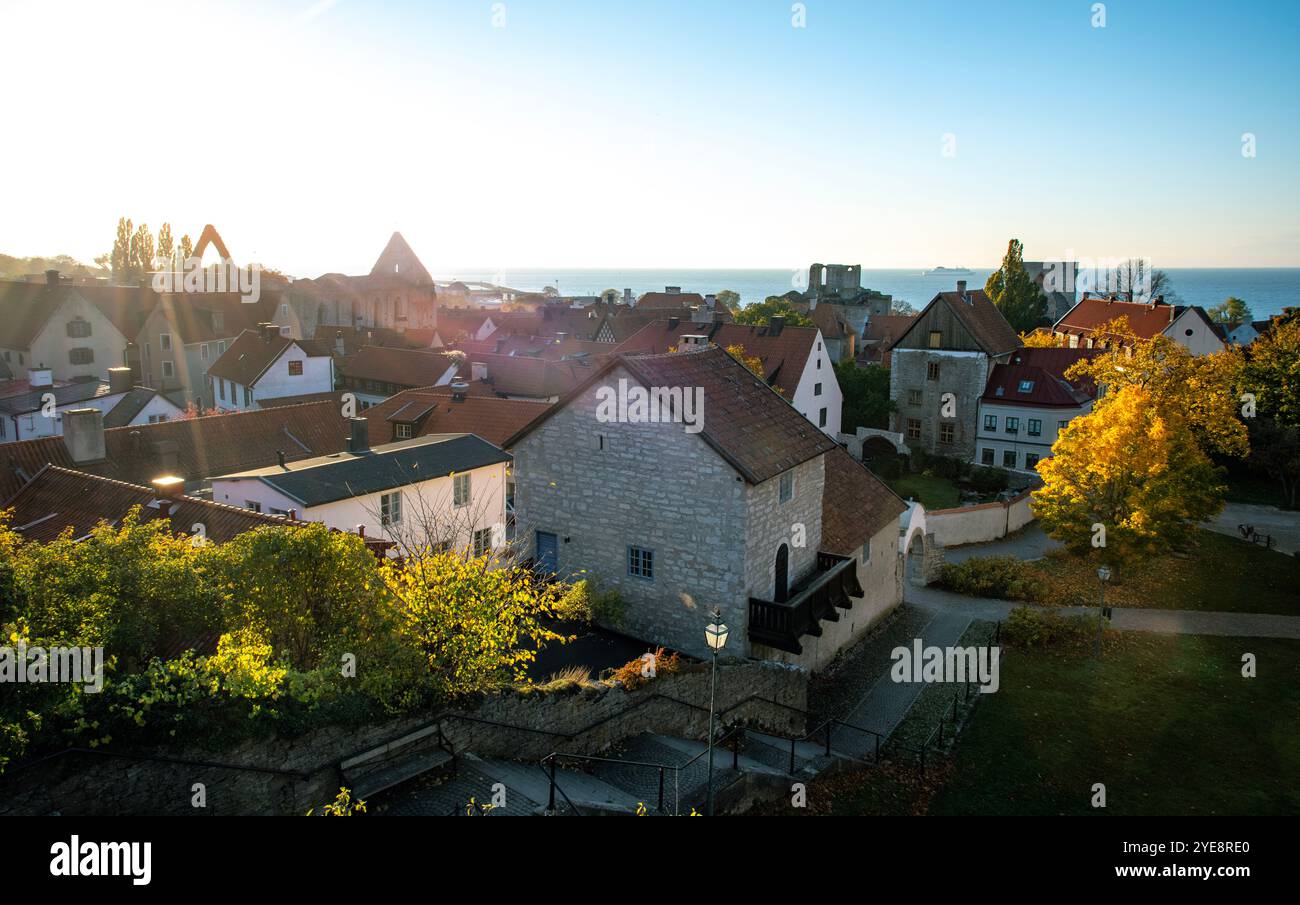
774,544 -> 789,603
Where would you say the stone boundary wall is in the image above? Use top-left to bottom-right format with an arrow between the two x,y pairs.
0,660 -> 807,816
926,490 -> 1034,547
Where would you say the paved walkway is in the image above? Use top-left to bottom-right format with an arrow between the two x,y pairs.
905,583 -> 1300,639
827,608 -> 972,757
1205,502 -> 1300,555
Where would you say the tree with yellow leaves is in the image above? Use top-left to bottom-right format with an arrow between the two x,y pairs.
725,344 -> 782,395
1066,333 -> 1248,458
1033,385 -> 1226,576
1019,329 -> 1059,348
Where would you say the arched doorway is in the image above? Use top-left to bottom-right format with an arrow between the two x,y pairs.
774,544 -> 789,603
905,532 -> 926,586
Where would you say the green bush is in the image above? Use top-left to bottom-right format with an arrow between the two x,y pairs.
1002,606 -> 1101,649
936,556 -> 1046,601
964,466 -> 1010,494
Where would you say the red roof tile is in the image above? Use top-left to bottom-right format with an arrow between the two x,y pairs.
358,387 -> 550,446
506,346 -> 838,485
981,347 -> 1102,406
0,401 -> 350,500
338,345 -> 458,387
613,319 -> 819,397
1053,295 -> 1176,340
3,464 -> 304,544
821,446 -> 908,555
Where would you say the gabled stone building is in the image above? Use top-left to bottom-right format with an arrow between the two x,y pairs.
505,345 -> 907,669
886,281 -> 1022,460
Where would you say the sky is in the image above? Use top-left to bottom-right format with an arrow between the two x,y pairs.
1,0 -> 1297,275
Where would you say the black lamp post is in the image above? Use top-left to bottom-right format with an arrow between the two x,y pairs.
704,607 -> 729,816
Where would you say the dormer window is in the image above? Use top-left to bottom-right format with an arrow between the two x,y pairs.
394,423 -> 413,440
1017,380 -> 1035,394
995,386 -> 1005,396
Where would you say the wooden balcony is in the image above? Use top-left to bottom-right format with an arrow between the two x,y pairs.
748,552 -> 864,655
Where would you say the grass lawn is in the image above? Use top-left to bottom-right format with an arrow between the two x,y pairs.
790,633 -> 1300,816
1027,529 -> 1300,615
928,634 -> 1300,815
886,473 -> 959,510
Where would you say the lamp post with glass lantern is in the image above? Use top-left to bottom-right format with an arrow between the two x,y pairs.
1095,566 -> 1111,658
704,608 -> 729,816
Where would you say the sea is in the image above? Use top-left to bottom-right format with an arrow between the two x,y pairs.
432,267 -> 1300,319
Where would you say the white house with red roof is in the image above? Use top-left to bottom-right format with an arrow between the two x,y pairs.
206,326 -> 335,412
1051,294 -> 1226,356
974,347 -> 1101,474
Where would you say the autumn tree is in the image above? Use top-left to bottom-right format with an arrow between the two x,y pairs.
110,217 -> 133,282
984,239 -> 1047,334
1208,296 -> 1251,324
179,233 -> 194,261
382,551 -> 570,696
156,223 -> 175,270
1033,385 -> 1226,576
714,289 -> 740,313
732,296 -> 813,327
1066,334 -> 1248,458
1019,329 -> 1059,348
1240,319 -> 1300,507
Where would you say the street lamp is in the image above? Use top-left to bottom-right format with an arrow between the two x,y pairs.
1095,566 -> 1111,658
704,608 -> 728,816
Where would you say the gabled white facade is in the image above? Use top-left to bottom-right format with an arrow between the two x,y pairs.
790,329 -> 843,438
211,341 -> 334,411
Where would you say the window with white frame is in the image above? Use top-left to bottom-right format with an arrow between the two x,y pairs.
453,473 -> 471,508
628,545 -> 654,580
380,491 -> 402,526
472,528 -> 492,558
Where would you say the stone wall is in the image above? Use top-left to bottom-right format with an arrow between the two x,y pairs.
0,660 -> 807,817
754,519 -> 903,670
926,490 -> 1035,547
889,349 -> 990,459
743,454 -> 824,620
511,365 -> 750,661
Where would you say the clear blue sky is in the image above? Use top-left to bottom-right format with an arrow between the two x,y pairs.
1,0 -> 1296,272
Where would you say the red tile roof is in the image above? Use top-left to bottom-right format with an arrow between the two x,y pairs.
981,347 -> 1102,407
637,291 -> 706,308
820,446 -> 908,556
613,319 -> 819,398
0,280 -> 160,349
0,401 -> 350,500
338,345 -> 458,387
3,464 -> 304,544
506,346 -> 838,485
461,351 -> 595,398
358,387 -> 550,446
1053,295 -> 1176,340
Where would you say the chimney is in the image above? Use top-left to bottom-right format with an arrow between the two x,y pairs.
28,367 -> 53,388
195,397 -> 206,416
471,361 -> 488,381
956,280 -> 968,301
769,315 -> 785,334
623,288 -> 633,306
704,294 -> 717,309
259,322 -> 274,342
347,417 -> 370,453
44,269 -> 60,287
667,316 -> 680,330
276,449 -> 286,469
334,329 -> 346,356
151,475 -> 186,500
62,408 -> 106,464
107,366 -> 132,395
555,332 -> 568,343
